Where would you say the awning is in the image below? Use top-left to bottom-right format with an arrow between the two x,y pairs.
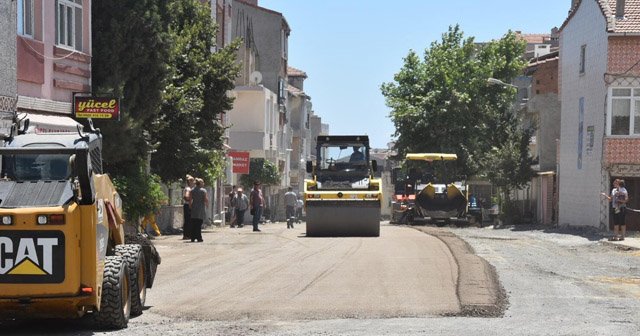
20,113 -> 83,134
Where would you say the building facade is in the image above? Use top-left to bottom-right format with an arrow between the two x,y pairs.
286,66 -> 312,194
16,0 -> 92,117
525,51 -> 561,225
0,0 -> 17,134
559,0 -> 640,230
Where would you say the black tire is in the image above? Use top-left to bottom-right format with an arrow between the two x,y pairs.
93,255 -> 131,330
115,244 -> 146,316
125,233 -> 161,288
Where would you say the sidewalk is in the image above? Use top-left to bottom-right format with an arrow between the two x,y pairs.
601,235 -> 640,250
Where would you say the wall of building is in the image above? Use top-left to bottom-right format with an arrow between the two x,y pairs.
530,93 -> 561,172
233,1 -> 287,96
532,58 -> 559,95
0,0 -> 17,97
228,86 -> 279,156
558,0 -> 609,227
608,36 -> 640,76
17,0 -> 92,113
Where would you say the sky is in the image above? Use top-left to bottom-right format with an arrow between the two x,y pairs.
259,0 -> 572,148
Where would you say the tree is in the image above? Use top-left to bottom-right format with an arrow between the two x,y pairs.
150,0 -> 240,183
239,159 -> 281,189
111,163 -> 168,222
91,0 -> 169,177
381,25 -> 534,186
91,0 -> 170,220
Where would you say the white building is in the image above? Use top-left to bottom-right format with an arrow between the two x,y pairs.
559,0 -> 640,231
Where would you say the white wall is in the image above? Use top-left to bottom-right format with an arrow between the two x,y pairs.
228,86 -> 280,155
558,0 -> 609,227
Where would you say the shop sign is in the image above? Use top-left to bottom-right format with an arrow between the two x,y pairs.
74,97 -> 120,120
229,151 -> 250,174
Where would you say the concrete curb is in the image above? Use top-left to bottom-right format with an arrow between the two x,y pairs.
600,239 -> 640,251
410,226 -> 508,317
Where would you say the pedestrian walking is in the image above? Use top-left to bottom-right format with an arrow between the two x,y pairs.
189,178 -> 208,242
235,188 -> 249,228
182,175 -> 195,240
249,181 -> 264,232
228,185 -> 238,227
295,195 -> 304,224
284,187 -> 297,229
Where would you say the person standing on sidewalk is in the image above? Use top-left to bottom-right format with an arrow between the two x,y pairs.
228,185 -> 238,228
295,195 -> 304,224
235,187 -> 249,228
614,180 -> 629,241
250,181 -> 264,232
602,179 -> 628,241
190,178 -> 208,242
284,187 -> 297,229
182,175 -> 195,240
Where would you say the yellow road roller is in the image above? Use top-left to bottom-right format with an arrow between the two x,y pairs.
304,135 -> 382,237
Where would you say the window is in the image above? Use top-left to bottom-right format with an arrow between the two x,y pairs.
278,77 -> 285,101
55,0 -> 83,51
608,88 -> 640,136
579,45 -> 586,74
17,0 -> 34,37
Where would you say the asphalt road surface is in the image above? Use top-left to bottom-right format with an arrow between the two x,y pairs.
3,222 -> 638,335
141,223 -> 467,320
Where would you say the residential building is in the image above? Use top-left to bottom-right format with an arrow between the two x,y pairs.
228,0 -> 292,220
286,66 -> 313,194
0,0 -> 17,134
559,0 -> 640,231
486,30 -> 561,224
16,0 -> 92,118
525,51 -> 561,225
309,114 -> 329,159
515,30 -> 559,60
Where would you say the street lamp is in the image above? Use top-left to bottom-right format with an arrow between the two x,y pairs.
487,77 -> 517,88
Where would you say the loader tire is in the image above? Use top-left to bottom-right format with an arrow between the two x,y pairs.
93,255 -> 131,330
125,233 -> 160,288
115,244 -> 146,316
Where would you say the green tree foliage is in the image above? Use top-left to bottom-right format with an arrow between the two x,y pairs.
91,0 -> 169,177
239,159 -> 281,189
381,25 -> 535,188
151,0 -> 240,183
91,0 -> 169,221
111,162 -> 167,222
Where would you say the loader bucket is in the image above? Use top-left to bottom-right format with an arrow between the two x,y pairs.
306,200 -> 380,237
415,183 -> 467,219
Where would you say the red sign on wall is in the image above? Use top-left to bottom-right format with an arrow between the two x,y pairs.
229,151 -> 250,174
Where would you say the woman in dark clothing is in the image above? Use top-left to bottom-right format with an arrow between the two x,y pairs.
189,178 -> 209,242
182,175 -> 195,239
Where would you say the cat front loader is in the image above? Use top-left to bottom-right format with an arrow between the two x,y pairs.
0,117 -> 160,329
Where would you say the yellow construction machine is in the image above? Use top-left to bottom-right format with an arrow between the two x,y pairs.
304,135 -> 382,236
398,153 -> 469,226
0,117 -> 160,329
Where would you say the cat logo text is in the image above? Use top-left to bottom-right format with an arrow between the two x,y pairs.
0,231 -> 65,283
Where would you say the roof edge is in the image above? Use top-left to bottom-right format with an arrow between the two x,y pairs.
559,0 -> 612,33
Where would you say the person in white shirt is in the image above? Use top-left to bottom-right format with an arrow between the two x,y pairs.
284,187 -> 297,229
295,196 -> 304,223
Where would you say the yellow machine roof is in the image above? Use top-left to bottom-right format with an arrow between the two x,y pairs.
406,153 -> 458,161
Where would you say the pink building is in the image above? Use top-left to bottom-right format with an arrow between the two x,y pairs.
16,0 -> 91,116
